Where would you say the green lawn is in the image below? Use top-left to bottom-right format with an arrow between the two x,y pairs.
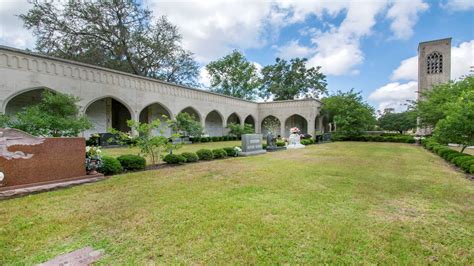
1,142 -> 473,264
102,140 -> 241,164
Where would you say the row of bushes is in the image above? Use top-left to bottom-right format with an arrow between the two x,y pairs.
421,138 -> 474,174
163,147 -> 239,164
332,134 -> 416,143
190,135 -> 240,143
98,154 -> 146,175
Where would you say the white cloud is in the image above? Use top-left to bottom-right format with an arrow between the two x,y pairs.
369,81 -> 418,112
147,0 -> 280,63
198,67 -> 211,88
0,0 -> 34,48
391,40 -> 474,81
387,0 -> 429,39
451,40 -> 474,80
275,40 -> 314,59
442,0 -> 474,11
391,56 -> 418,81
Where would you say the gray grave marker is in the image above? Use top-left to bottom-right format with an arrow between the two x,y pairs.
239,134 -> 266,156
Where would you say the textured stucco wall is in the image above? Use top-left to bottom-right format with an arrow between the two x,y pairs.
0,46 -> 323,137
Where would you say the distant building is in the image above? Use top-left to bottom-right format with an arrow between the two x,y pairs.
418,38 -> 451,98
417,38 -> 451,135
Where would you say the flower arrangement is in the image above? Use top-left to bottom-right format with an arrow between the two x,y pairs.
85,146 -> 103,174
290,127 -> 300,134
234,146 -> 242,156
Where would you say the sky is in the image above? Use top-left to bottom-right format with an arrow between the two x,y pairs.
1,0 -> 473,112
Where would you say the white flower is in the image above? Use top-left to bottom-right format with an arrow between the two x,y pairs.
0,172 -> 4,182
86,146 -> 91,152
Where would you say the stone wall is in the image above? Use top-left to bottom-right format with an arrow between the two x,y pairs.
0,46 -> 324,137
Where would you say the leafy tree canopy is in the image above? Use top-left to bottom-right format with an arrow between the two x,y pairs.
260,58 -> 327,101
206,50 -> 261,100
1,91 -> 91,137
169,112 -> 203,137
415,76 -> 473,127
322,89 -> 376,136
378,110 -> 417,134
21,0 -> 199,86
226,122 -> 254,137
433,89 -> 474,153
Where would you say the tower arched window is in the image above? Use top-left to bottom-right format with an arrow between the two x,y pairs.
427,51 -> 443,74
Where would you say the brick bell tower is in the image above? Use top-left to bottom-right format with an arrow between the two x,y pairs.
416,38 -> 451,135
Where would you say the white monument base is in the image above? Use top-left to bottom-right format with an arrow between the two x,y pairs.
287,143 -> 305,149
287,133 -> 306,149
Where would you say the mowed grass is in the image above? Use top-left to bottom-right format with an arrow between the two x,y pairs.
1,142 -> 473,264
102,140 -> 241,164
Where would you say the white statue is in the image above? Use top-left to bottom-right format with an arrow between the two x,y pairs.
287,127 -> 305,149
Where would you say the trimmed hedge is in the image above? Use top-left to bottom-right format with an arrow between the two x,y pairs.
223,147 -> 237,157
421,138 -> 474,174
212,148 -> 227,159
332,134 -> 415,143
163,154 -> 186,164
117,154 -> 146,171
181,152 -> 199,163
99,156 -> 122,175
196,149 -> 213,160
301,139 -> 314,145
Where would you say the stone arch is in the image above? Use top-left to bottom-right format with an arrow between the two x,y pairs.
261,115 -> 281,137
205,110 -> 224,137
139,102 -> 173,137
284,114 -> 308,137
84,96 -> 133,137
3,87 -> 58,115
226,112 -> 241,126
244,115 -> 256,129
179,106 -> 202,122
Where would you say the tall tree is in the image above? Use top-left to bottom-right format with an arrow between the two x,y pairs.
414,76 -> 473,127
322,89 -> 376,136
433,90 -> 474,153
378,110 -> 417,134
260,58 -> 327,100
20,0 -> 199,86
206,50 -> 261,100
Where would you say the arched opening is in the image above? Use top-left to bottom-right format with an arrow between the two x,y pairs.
261,115 -> 281,137
227,113 -> 241,125
179,107 -> 201,122
244,115 -> 255,132
84,97 -> 131,137
205,110 -> 224,137
284,114 -> 308,137
427,51 -> 443,74
139,103 -> 172,137
4,87 -> 52,115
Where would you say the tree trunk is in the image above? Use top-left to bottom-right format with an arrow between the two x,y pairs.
461,145 -> 467,153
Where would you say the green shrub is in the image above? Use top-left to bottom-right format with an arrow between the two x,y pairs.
470,164 -> 474,174
223,147 -> 237,157
438,149 -> 457,159
181,152 -> 199,163
117,154 -> 146,171
163,153 -> 186,164
262,143 -> 268,149
276,141 -> 285,147
453,156 -> 473,168
200,137 -> 210,143
212,148 -> 227,159
301,139 -> 313,145
447,152 -> 464,162
196,149 -> 213,160
460,158 -> 474,172
98,156 -> 122,175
